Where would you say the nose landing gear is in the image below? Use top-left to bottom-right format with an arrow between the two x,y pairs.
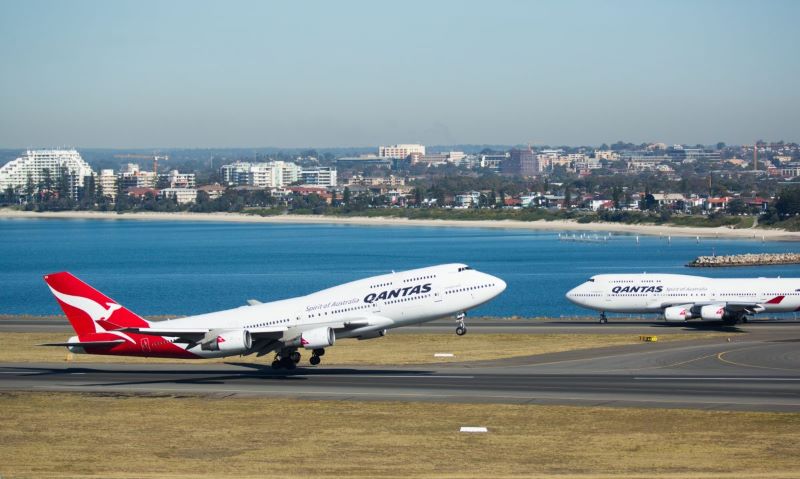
599,312 -> 608,324
455,312 -> 467,336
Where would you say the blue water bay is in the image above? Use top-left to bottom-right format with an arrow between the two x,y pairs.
1,218 -> 799,318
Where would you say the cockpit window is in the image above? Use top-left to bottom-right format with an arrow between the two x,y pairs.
587,278 -> 595,282
458,266 -> 473,272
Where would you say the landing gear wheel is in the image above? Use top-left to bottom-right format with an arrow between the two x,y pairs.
313,348 -> 326,357
280,356 -> 296,370
271,360 -> 281,370
290,351 -> 301,364
600,312 -> 608,324
455,312 -> 467,335
310,355 -> 321,366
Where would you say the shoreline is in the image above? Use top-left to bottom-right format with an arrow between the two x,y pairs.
2,208 -> 799,241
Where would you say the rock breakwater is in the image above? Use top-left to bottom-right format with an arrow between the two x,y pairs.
688,252 -> 800,267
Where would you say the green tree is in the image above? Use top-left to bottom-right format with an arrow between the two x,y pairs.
727,198 -> 747,215
611,186 -> 621,210
342,187 -> 351,205
774,187 -> 800,217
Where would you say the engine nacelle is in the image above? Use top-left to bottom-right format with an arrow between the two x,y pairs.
201,329 -> 252,353
700,304 -> 726,320
664,305 -> 694,321
300,327 -> 336,350
356,329 -> 387,340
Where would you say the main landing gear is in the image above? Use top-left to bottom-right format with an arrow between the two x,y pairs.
599,312 -> 608,324
271,350 -> 302,370
455,312 -> 467,336
309,348 -> 325,366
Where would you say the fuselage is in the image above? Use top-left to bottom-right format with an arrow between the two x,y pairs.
67,263 -> 506,359
566,273 -> 800,314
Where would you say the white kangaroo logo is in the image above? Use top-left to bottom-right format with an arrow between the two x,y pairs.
48,286 -> 122,333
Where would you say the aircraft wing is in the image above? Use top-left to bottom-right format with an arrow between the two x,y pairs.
39,340 -> 125,348
120,327 -> 210,342
248,326 -> 288,338
331,315 -> 394,331
658,301 -> 771,313
121,326 -> 287,341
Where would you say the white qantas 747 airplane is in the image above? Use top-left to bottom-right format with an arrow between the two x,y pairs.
566,273 -> 800,324
42,263 -> 506,368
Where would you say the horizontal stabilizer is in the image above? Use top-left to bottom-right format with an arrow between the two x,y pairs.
39,340 -> 125,347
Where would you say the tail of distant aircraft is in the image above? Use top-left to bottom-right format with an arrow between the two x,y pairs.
43,272 -> 150,335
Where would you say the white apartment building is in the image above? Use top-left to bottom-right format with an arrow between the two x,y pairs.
119,163 -> 157,189
161,170 -> 196,188
480,153 -> 509,173
300,167 -> 337,187
221,161 -> 301,188
594,150 -> 620,161
160,188 -> 198,205
378,144 -> 426,159
98,169 -> 118,200
0,149 -> 94,200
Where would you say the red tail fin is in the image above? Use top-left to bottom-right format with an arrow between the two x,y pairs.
43,272 -> 149,336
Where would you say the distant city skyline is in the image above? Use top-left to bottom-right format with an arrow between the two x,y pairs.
0,0 -> 798,148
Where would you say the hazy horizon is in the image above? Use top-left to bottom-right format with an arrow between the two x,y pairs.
1,0 -> 798,149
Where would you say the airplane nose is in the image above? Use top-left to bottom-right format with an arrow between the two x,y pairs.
489,275 -> 506,294
565,286 -> 581,305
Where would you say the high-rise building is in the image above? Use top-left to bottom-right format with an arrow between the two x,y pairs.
0,149 -> 95,200
503,147 -> 538,176
378,144 -> 426,159
300,167 -> 337,187
98,169 -> 118,200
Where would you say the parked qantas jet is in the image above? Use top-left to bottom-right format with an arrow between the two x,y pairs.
42,264 -> 506,368
567,273 -> 800,324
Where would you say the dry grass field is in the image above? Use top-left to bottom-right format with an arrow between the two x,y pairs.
1,392 -> 798,479
0,331 -> 730,365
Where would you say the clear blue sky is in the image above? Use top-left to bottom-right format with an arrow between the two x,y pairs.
0,0 -> 797,148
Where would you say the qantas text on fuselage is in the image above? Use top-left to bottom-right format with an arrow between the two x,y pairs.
566,273 -> 800,323
42,264 -> 506,368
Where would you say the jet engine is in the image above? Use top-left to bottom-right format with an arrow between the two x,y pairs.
300,327 -> 336,350
201,329 -> 252,353
700,304 -> 726,320
356,329 -> 387,340
663,305 -> 694,321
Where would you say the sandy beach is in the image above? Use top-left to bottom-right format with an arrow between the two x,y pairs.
2,208 -> 799,241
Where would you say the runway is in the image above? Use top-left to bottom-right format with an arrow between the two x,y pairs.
1,329 -> 798,412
